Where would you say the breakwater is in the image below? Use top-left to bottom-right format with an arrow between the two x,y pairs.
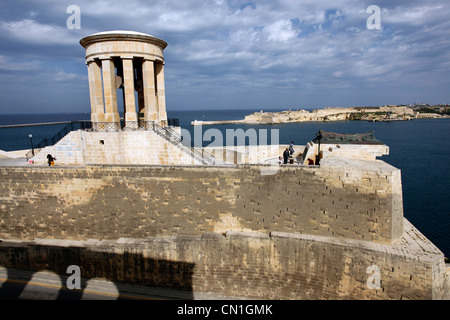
0,121 -> 74,129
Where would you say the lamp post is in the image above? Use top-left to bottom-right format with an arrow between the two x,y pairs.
316,130 -> 322,152
28,134 -> 34,156
316,130 -> 322,166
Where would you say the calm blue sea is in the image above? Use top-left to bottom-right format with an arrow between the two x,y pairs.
0,109 -> 449,258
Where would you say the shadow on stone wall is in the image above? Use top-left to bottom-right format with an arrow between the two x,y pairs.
0,243 -> 195,300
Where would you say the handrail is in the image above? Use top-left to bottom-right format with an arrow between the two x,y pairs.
147,121 -> 216,165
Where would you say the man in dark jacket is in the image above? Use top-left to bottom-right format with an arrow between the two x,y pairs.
283,148 -> 290,164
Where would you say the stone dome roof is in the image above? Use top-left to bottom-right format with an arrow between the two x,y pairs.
80,30 -> 167,49
91,30 -> 155,37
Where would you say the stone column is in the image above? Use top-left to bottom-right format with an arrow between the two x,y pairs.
142,59 -> 158,123
155,62 -> 168,126
87,60 -> 105,123
101,57 -> 120,128
122,57 -> 138,128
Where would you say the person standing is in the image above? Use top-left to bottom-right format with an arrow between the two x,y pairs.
289,141 -> 295,156
47,154 -> 56,166
283,148 -> 290,164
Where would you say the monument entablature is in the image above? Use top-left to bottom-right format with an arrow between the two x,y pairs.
80,31 -> 167,62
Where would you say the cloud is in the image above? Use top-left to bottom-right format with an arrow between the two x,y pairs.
382,4 -> 448,26
54,68 -> 87,82
264,19 -> 297,42
0,0 -> 449,113
0,19 -> 81,45
0,55 -> 41,71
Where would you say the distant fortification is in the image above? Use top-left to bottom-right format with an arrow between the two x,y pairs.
191,105 -> 419,126
242,105 -> 416,123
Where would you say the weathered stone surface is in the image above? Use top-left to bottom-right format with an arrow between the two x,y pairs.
0,161 -> 447,299
0,163 -> 403,244
0,220 -> 446,300
32,130 -> 203,166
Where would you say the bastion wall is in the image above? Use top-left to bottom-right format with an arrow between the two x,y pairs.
0,162 -> 402,244
0,220 -> 447,300
0,163 -> 447,299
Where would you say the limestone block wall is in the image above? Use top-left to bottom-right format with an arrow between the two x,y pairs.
0,162 -> 403,244
83,130 -> 202,165
33,130 -> 202,166
320,143 -> 389,161
202,146 -> 242,164
0,219 -> 447,300
301,141 -> 389,165
204,145 -> 301,164
33,130 -> 85,166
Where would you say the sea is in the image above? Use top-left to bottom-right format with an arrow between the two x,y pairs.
0,109 -> 449,258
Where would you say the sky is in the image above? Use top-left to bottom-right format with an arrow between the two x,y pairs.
0,0 -> 449,114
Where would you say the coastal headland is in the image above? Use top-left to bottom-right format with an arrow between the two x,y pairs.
191,104 -> 450,126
